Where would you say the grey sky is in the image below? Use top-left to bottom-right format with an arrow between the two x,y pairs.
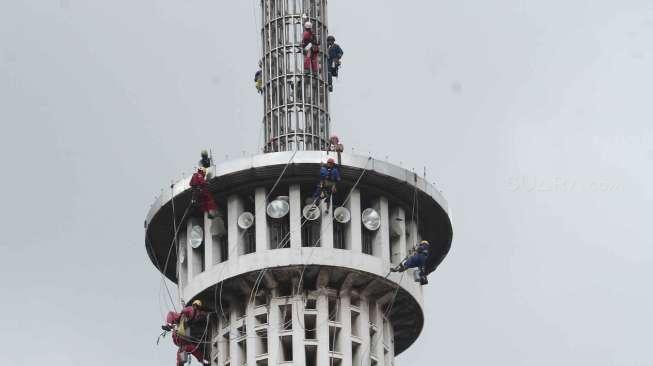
1,0 -> 651,365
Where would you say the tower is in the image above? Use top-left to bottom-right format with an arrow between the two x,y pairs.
144,1 -> 453,365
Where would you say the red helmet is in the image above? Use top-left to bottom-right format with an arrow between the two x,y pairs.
327,158 -> 335,164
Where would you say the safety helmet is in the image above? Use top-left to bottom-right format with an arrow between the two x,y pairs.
329,135 -> 339,143
420,240 -> 430,245
327,35 -> 335,42
304,21 -> 312,29
192,299 -> 203,307
327,158 -> 335,164
201,149 -> 208,157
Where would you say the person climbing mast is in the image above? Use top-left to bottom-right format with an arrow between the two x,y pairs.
326,35 -> 343,92
313,157 -> 341,214
391,240 -> 430,285
302,21 -> 319,75
254,61 -> 263,94
162,300 -> 210,366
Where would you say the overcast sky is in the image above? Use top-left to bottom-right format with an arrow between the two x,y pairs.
1,0 -> 652,365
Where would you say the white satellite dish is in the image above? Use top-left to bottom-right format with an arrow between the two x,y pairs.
237,212 -> 255,230
361,208 -> 381,231
189,225 -> 204,249
211,216 -> 227,237
333,207 -> 351,224
302,204 -> 321,221
267,199 -> 290,219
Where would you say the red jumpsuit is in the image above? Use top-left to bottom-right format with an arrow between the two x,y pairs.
302,30 -> 319,73
170,306 -> 208,365
190,169 -> 217,214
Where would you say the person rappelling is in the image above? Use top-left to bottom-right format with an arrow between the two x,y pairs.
302,21 -> 319,75
190,166 -> 218,219
326,35 -> 343,92
390,240 -> 430,285
161,300 -> 211,366
313,158 -> 341,214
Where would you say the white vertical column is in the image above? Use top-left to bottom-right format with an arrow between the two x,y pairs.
229,308 -> 242,366
359,299 -> 371,366
228,195 -> 244,259
373,303 -> 385,366
394,207 -> 407,264
178,230 -> 188,290
289,184 -> 302,248
187,219 -> 202,278
348,189 -> 362,253
255,187 -> 269,250
320,207 -> 334,249
204,213 -> 214,269
378,197 -> 391,262
317,290 -> 330,366
292,293 -> 306,365
268,298 -> 281,365
407,220 -> 418,257
340,293 -> 353,366
246,300 -> 256,366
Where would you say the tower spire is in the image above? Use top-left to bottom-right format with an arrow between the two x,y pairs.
260,0 -> 331,153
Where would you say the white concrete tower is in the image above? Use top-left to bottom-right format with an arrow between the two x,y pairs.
144,2 -> 453,366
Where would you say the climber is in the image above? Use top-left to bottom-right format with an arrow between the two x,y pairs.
199,150 -> 212,169
190,167 -> 218,219
313,158 -> 341,213
302,21 -> 319,74
254,61 -> 263,94
391,240 -> 430,285
328,135 -> 344,165
326,35 -> 343,92
162,300 -> 210,366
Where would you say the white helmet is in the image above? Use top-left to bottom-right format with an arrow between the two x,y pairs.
304,21 -> 312,29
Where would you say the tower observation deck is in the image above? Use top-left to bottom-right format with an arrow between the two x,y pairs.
144,1 -> 453,366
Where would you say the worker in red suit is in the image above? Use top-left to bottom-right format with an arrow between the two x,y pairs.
162,300 -> 210,366
302,21 -> 319,74
190,167 -> 218,219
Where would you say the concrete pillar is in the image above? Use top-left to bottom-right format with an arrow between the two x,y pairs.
246,300 -> 256,366
229,308 -> 242,366
359,299 -> 371,366
178,230 -> 188,290
292,290 -> 306,365
204,213 -> 214,269
289,184 -> 302,249
317,289 -> 330,366
320,206 -> 334,249
373,303 -> 385,366
390,207 -> 407,265
348,189 -> 362,253
255,187 -> 269,250
227,195 -> 244,260
268,298 -> 281,365
378,197 -> 391,262
187,218 -> 202,278
407,220 -> 419,257
340,293 -> 353,366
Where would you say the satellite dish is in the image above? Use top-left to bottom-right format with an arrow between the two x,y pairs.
189,225 -> 204,249
333,207 -> 351,224
267,199 -> 290,219
237,212 -> 255,230
361,208 -> 381,231
179,246 -> 186,264
302,204 -> 321,221
211,216 -> 227,237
